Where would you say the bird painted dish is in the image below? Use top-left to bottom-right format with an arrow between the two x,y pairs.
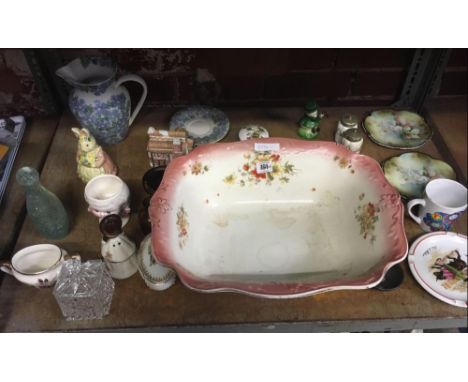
408,232 -> 467,308
149,138 -> 407,298
363,110 -> 432,149
169,106 -> 229,146
382,152 -> 456,199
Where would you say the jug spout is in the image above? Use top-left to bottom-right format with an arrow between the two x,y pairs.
55,56 -> 117,89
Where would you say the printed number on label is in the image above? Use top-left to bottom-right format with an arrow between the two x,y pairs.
256,161 -> 273,174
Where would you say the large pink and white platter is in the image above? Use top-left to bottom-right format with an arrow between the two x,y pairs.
149,138 -> 407,298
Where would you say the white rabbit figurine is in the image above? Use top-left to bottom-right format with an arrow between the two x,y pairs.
100,214 -> 137,279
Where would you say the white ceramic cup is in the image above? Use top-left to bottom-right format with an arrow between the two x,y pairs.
84,174 -> 131,226
0,244 -> 79,287
407,178 -> 467,232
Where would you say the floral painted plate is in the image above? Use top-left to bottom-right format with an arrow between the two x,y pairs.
408,232 -> 467,308
363,110 -> 432,149
169,106 -> 229,146
238,125 -> 269,141
149,138 -> 407,298
382,152 -> 456,199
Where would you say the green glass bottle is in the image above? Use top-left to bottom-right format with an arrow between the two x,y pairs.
16,167 -> 70,240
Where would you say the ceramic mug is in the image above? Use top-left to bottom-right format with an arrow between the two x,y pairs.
407,178 -> 467,232
0,244 -> 79,287
84,174 -> 131,226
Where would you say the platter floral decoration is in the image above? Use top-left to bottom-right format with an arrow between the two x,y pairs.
149,138 -> 407,298
223,152 -> 296,186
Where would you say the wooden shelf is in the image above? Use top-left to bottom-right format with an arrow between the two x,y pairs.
0,105 -> 466,332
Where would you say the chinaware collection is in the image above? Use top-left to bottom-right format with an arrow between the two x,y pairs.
363,109 -> 432,149
56,56 -> 147,146
407,178 -> 467,232
8,55 -> 466,316
382,152 -> 456,199
169,106 -> 229,146
149,139 -> 407,298
1,244 -> 80,288
408,232 -> 467,307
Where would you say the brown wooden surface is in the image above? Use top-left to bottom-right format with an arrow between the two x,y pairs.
0,116 -> 59,259
0,106 -> 466,332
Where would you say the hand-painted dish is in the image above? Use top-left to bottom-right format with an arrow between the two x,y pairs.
238,125 -> 269,141
149,138 -> 407,298
169,106 -> 229,146
382,152 -> 456,199
363,110 -> 432,149
408,232 -> 467,308
137,235 -> 176,291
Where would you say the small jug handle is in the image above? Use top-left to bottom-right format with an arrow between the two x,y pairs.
407,198 -> 425,225
114,74 -> 148,127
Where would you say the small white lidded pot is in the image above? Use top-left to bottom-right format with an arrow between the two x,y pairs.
0,244 -> 79,288
84,174 -> 131,226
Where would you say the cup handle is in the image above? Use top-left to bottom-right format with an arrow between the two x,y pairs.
0,261 -> 13,275
407,198 -> 426,225
114,74 -> 148,127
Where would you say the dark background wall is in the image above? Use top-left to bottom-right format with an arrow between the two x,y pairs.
0,48 -> 466,117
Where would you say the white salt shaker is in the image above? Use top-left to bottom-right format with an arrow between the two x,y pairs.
335,114 -> 358,144
341,128 -> 363,153
99,214 -> 138,280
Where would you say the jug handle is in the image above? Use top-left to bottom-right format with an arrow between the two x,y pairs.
115,74 -> 148,127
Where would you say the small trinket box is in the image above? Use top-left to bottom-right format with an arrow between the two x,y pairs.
53,259 -> 114,320
147,127 -> 194,167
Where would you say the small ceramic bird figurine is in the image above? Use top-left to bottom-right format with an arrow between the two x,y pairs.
71,127 -> 118,183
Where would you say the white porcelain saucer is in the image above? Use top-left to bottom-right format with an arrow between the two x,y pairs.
408,231 -> 467,308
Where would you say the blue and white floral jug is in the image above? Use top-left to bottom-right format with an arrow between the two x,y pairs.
56,56 -> 147,145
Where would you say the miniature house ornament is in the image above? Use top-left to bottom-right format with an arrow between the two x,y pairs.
297,99 -> 324,140
72,127 -> 118,183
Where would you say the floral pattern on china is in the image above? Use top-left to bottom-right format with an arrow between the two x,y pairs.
56,56 -> 147,146
223,151 -> 296,186
363,110 -> 432,149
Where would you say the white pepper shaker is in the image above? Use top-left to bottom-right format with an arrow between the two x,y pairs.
341,128 -> 363,153
335,114 -> 358,144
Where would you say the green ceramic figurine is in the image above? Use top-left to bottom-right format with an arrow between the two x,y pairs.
297,99 -> 324,140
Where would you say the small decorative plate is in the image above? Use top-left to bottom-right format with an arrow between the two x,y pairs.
382,152 -> 456,199
363,110 -> 432,149
169,106 -> 229,146
408,232 -> 467,308
137,235 -> 176,291
238,125 -> 269,141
